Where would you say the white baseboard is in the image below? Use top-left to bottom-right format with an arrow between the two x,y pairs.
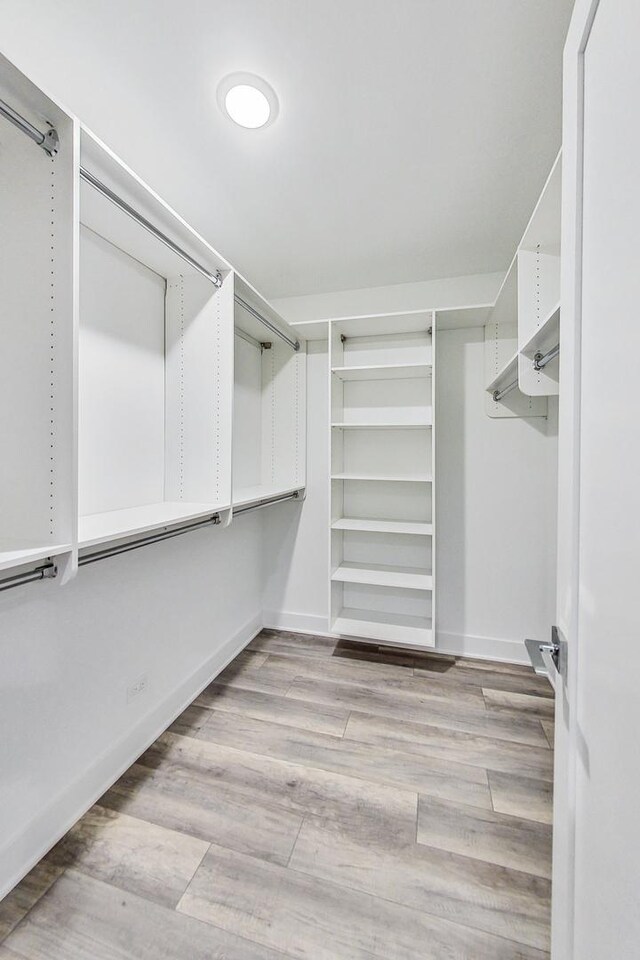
434,630 -> 529,665
263,610 -> 528,664
263,610 -> 329,635
0,612 -> 262,901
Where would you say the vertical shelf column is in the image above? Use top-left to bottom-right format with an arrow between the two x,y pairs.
328,310 -> 436,649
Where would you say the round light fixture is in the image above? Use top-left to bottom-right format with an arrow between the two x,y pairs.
217,73 -> 279,129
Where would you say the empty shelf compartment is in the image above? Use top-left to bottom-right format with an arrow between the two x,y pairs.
331,362 -> 432,382
331,518 -> 432,536
331,561 -> 432,591
332,608 -> 434,647
331,418 -> 432,429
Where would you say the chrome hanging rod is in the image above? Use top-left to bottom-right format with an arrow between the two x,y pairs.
234,293 -> 300,352
80,167 -> 222,289
0,561 -> 57,594
233,491 -> 301,517
79,513 -> 221,567
0,96 -> 59,156
534,344 -> 560,372
492,379 -> 519,403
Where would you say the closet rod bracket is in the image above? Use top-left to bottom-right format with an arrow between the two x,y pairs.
492,379 -> 518,403
0,561 -> 58,594
533,344 -> 560,372
0,96 -> 59,156
41,126 -> 59,157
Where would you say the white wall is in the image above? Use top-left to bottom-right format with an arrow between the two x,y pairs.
0,517 -> 263,899
436,328 -> 557,659
265,277 -> 558,662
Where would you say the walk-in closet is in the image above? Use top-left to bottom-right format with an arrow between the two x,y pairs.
2,2 -> 640,958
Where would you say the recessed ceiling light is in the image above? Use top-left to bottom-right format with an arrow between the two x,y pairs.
217,73 -> 279,129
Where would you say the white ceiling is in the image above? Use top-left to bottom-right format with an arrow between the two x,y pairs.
1,0 -> 574,299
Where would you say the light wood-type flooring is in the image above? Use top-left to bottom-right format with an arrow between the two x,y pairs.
0,629 -> 554,960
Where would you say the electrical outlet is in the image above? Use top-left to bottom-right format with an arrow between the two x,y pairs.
127,674 -> 148,702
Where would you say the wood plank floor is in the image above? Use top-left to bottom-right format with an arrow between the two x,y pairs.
0,629 -> 554,960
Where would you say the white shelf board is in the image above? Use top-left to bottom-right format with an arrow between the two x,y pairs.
235,300 -> 296,348
434,304 -> 493,330
519,302 -> 560,359
519,150 -> 562,254
331,362 -> 432,382
331,518 -> 433,536
331,473 -> 432,483
234,274 -> 299,346
331,420 -> 432,430
486,350 -> 518,394
0,541 -> 72,573
330,310 -> 432,339
233,483 -> 304,509
332,608 -> 434,647
290,318 -> 329,341
331,561 -> 432,591
78,501 -> 224,549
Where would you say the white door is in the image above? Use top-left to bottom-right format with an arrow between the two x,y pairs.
553,1 -> 640,956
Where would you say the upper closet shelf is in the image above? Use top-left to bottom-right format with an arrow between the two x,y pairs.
434,304 -> 492,330
78,502 -> 222,550
519,301 -> 560,360
292,303 -> 494,339
331,309 -> 431,338
232,484 -> 303,510
520,151 -> 562,254
331,362 -> 432,381
234,275 -> 300,352
486,351 -> 518,398
289,318 -> 330,341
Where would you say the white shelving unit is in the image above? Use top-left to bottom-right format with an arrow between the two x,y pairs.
291,303 -> 495,341
0,52 -> 308,589
328,310 -> 436,649
232,278 -> 306,513
484,150 -> 562,415
517,154 -> 562,396
77,128 -> 235,549
484,258 -> 548,419
0,54 -> 76,579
